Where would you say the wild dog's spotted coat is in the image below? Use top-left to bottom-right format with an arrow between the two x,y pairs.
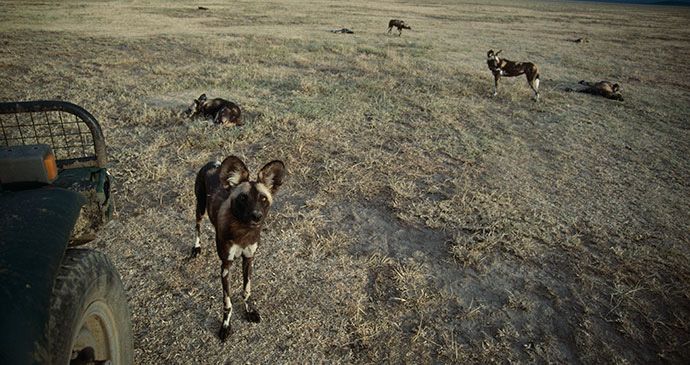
487,49 -> 541,101
192,156 -> 285,341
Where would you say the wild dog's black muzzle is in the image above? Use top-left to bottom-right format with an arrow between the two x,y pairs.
250,210 -> 263,223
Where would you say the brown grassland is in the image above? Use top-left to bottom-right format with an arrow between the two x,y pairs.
2,0 -> 689,363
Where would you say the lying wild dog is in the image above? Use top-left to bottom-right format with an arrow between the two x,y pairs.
566,80 -> 624,101
192,156 -> 286,341
388,19 -> 411,36
573,38 -> 589,43
487,49 -> 541,101
187,94 -> 242,126
330,28 -> 354,34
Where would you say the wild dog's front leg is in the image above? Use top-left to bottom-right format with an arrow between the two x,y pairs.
191,220 -> 202,258
191,180 -> 206,258
242,255 -> 261,322
528,73 -> 540,101
492,73 -> 501,96
219,260 -> 234,341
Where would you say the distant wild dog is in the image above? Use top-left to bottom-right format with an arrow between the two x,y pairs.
566,80 -> 624,101
573,37 -> 589,43
192,156 -> 286,341
487,49 -> 541,101
330,28 -> 354,34
187,94 -> 242,126
388,19 -> 411,36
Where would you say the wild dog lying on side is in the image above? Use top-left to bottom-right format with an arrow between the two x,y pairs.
187,94 -> 243,126
388,19 -> 411,36
192,156 -> 286,341
566,80 -> 624,101
330,28 -> 354,34
487,49 -> 541,101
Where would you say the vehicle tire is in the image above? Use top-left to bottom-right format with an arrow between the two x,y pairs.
48,248 -> 133,365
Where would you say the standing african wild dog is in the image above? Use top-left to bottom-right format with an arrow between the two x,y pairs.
566,80 -> 624,101
388,19 -> 411,36
192,156 -> 286,341
187,93 -> 243,126
487,49 -> 541,101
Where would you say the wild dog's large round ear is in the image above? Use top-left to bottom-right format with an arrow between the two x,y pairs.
219,156 -> 249,190
487,50 -> 494,58
612,83 -> 620,92
258,160 -> 286,195
198,94 -> 207,102
496,49 -> 502,56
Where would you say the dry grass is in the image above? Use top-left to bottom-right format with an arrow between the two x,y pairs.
2,0 -> 690,363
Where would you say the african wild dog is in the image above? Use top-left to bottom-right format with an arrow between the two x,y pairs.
566,80 -> 624,101
388,19 -> 411,36
187,93 -> 242,126
487,49 -> 541,101
330,28 -> 354,34
192,156 -> 286,341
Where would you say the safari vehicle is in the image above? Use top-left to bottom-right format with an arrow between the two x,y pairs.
0,101 -> 133,364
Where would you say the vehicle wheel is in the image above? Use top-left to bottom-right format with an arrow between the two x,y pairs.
48,248 -> 133,365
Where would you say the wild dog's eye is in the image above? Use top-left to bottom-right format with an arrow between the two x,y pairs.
260,196 -> 268,203
239,193 -> 248,201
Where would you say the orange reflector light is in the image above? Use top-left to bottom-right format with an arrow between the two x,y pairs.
44,153 -> 58,181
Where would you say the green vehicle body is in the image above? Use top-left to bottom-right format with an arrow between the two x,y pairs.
0,101 -> 125,364
0,187 -> 88,363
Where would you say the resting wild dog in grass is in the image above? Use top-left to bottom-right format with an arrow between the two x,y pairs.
487,49 -> 541,101
187,93 -> 242,126
388,19 -> 411,36
192,156 -> 286,341
566,80 -> 624,101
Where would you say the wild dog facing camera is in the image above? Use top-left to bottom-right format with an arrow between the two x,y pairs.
192,155 -> 285,341
218,157 -> 285,227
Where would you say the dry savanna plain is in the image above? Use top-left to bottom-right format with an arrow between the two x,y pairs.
1,0 -> 689,363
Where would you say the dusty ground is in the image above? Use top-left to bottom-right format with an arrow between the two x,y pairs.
1,0 -> 689,363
